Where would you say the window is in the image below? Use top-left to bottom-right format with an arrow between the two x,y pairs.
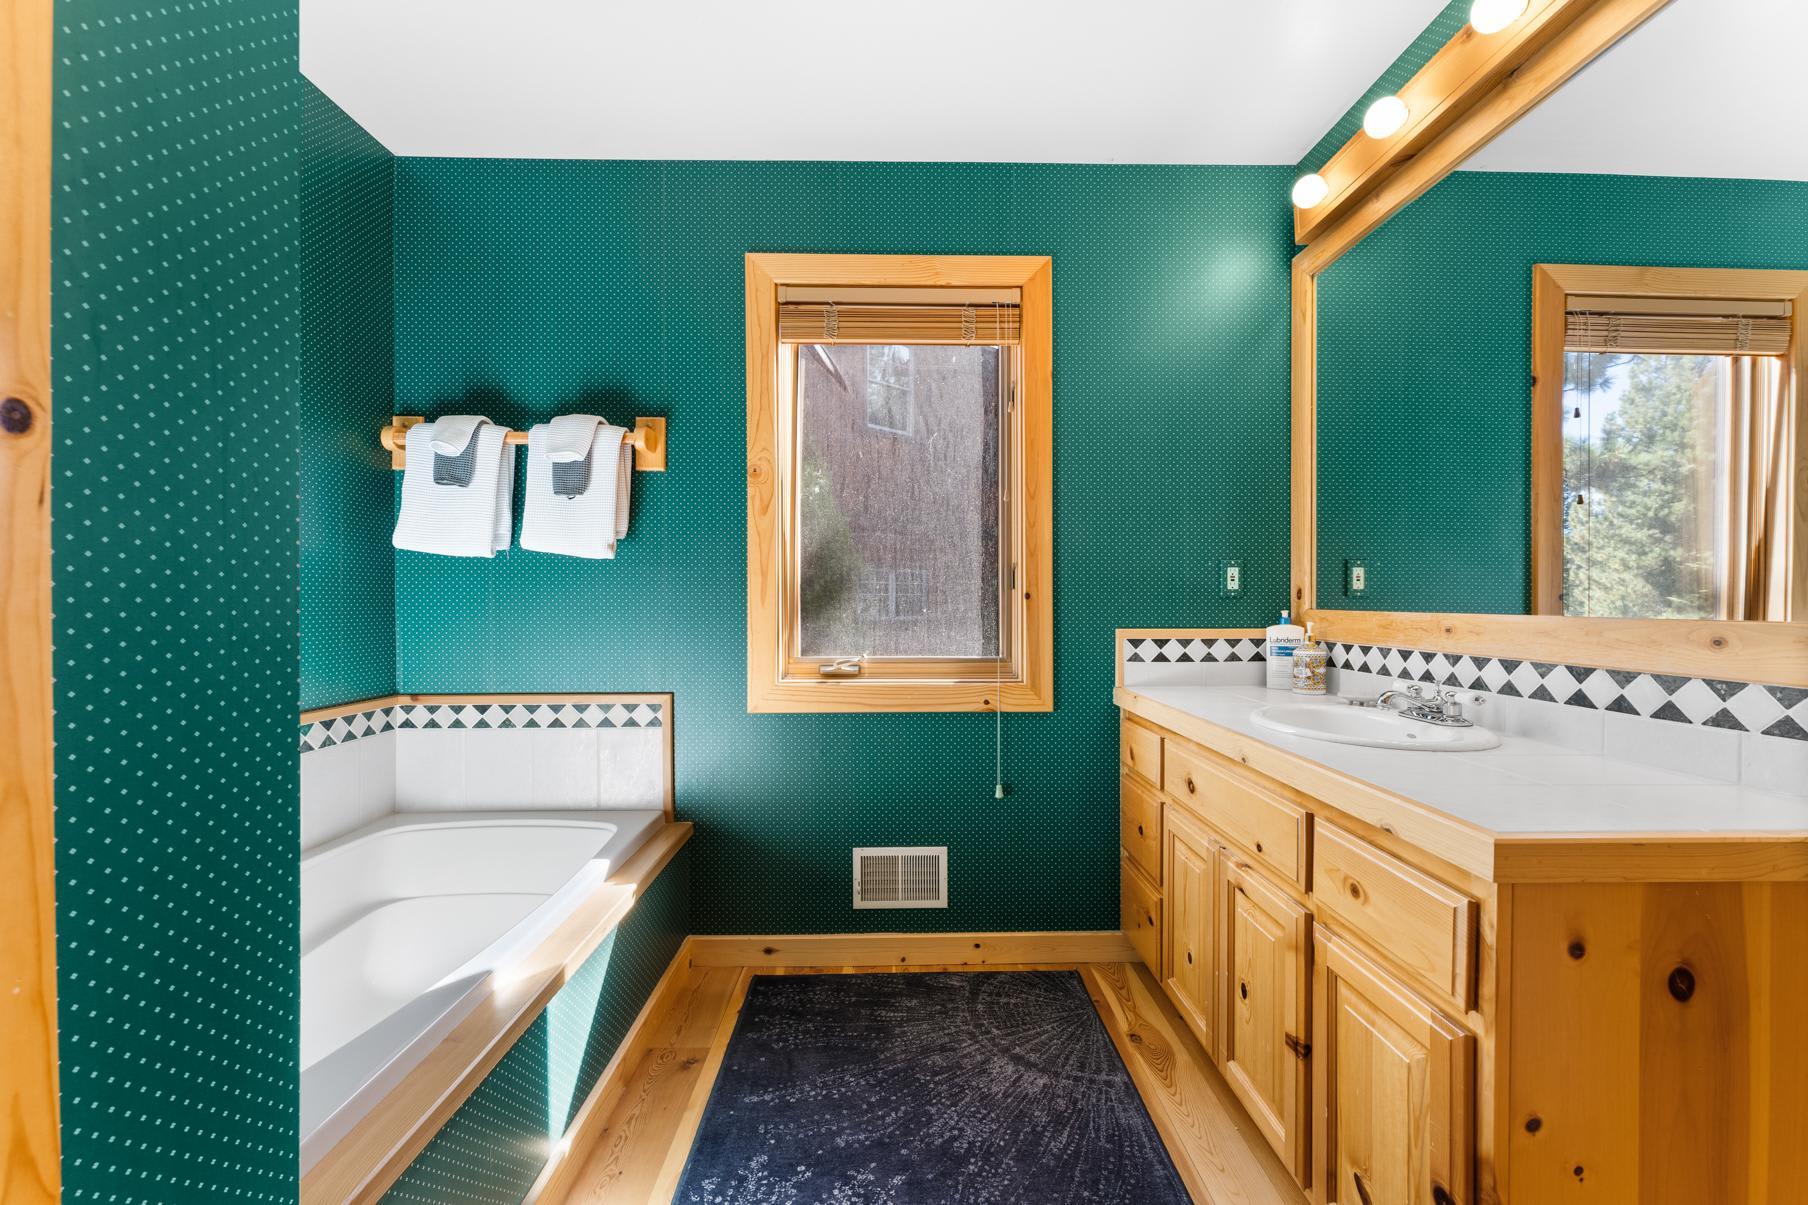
864,345 -> 916,435
746,255 -> 1053,713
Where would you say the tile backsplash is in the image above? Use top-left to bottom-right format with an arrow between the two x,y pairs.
1121,634 -> 1808,797
301,699 -> 668,850
1122,635 -> 1807,740
1325,643 -> 1807,741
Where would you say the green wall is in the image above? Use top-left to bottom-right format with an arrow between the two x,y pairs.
390,160 -> 1295,934
51,1 -> 301,1198
301,82 -> 396,709
382,845 -> 690,1203
1316,170 -> 1808,613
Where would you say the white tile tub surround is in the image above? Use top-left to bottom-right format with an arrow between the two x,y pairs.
300,698 -> 670,852
301,730 -> 398,850
392,726 -> 665,812
1121,636 -> 1808,798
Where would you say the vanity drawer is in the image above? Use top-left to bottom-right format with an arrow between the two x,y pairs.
1120,774 -> 1163,886
1121,717 -> 1162,786
1121,853 -> 1163,975
1312,820 -> 1478,1011
1163,742 -> 1308,889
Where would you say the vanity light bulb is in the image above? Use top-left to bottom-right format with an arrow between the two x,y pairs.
1291,173 -> 1329,210
1470,0 -> 1529,34
1362,95 -> 1409,139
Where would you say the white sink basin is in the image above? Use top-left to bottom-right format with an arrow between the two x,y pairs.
1252,701 -> 1501,752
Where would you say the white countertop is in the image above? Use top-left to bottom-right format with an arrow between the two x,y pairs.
1122,684 -> 1808,837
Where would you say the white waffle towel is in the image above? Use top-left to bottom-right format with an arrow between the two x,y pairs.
520,420 -> 631,558
392,419 -> 515,557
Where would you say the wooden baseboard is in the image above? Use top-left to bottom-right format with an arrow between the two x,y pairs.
687,930 -> 1138,968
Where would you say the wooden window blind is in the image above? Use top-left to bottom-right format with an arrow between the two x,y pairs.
778,287 -> 1021,345
1565,295 -> 1793,355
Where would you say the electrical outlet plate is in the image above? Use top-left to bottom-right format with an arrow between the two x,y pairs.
1349,562 -> 1366,593
1221,560 -> 1242,595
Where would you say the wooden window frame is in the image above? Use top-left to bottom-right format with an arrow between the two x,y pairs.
1530,264 -> 1808,617
1288,0 -> 1808,688
746,254 -> 1053,713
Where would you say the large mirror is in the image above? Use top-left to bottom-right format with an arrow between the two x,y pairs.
1314,0 -> 1806,623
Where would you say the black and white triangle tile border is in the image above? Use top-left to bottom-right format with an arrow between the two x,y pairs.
300,700 -> 665,751
1123,636 -> 1267,665
1325,642 -> 1808,742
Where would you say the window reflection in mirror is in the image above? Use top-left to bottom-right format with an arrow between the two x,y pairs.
1562,352 -> 1793,620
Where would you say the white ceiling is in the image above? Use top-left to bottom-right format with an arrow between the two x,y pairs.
1464,0 -> 1808,179
301,0 -> 1448,162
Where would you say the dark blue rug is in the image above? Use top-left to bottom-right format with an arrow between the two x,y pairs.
672,970 -> 1190,1205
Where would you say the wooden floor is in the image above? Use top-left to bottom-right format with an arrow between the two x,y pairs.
540,959 -> 1304,1205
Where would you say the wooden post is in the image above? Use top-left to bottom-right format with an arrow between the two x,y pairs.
0,0 -> 62,1196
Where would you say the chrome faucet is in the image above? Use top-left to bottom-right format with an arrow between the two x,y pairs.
1376,683 -> 1481,728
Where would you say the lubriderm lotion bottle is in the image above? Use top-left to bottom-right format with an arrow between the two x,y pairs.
1265,609 -> 1305,690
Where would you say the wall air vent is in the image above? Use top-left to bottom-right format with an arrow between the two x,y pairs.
853,846 -> 948,909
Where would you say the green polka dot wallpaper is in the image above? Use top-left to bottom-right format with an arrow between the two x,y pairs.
1317,170 -> 1808,613
381,846 -> 689,1203
301,81 -> 396,710
50,0 -> 301,1199
389,159 -> 1296,935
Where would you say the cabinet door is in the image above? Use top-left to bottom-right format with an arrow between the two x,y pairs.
1221,857 -> 1312,1185
1120,852 -> 1163,975
1163,806 -> 1219,1060
1314,928 -> 1473,1205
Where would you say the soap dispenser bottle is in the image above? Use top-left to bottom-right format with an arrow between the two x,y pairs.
1291,623 -> 1329,696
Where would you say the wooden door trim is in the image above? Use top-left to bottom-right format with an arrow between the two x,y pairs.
1,0 -> 60,1194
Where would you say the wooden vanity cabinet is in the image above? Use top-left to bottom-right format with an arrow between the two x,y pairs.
1221,855 -> 1314,1183
1122,698 -> 1807,1204
1315,927 -> 1473,1205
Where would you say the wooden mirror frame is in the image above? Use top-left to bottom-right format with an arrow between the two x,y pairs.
1289,0 -> 1808,687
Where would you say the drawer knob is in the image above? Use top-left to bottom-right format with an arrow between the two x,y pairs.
1185,775 -> 1196,794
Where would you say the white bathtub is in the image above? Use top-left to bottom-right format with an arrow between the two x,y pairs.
298,809 -> 664,1172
